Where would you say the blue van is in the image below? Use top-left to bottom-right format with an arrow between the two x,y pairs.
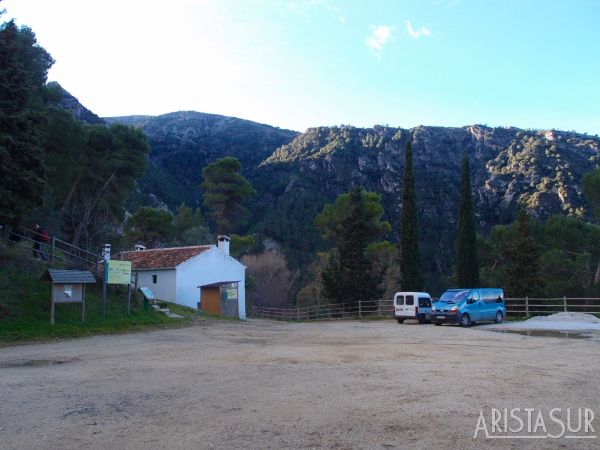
430,288 -> 505,327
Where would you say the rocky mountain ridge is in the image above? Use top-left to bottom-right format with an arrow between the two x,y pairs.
255,124 -> 600,277
48,82 -> 105,125
55,86 -> 600,283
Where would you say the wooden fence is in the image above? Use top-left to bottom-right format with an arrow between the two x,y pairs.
249,297 -> 600,322
505,297 -> 600,316
250,299 -> 394,321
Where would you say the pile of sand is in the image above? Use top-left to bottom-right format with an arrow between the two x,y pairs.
526,312 -> 600,323
494,311 -> 600,331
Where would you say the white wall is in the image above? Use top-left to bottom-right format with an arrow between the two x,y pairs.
136,269 -> 176,302
176,247 -> 246,319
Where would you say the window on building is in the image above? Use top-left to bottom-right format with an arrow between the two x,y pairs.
152,275 -> 157,284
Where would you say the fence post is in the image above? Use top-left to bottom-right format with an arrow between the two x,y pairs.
359,300 -> 362,318
377,299 -> 381,316
50,236 -> 56,264
297,307 -> 300,321
563,296 -> 567,313
525,296 -> 529,317
328,304 -> 331,320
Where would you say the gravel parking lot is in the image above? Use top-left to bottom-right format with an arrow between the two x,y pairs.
1,319 -> 600,449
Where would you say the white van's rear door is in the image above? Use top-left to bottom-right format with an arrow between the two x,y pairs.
404,294 -> 416,317
394,294 -> 404,317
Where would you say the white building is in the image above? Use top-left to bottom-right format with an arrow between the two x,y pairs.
119,236 -> 246,319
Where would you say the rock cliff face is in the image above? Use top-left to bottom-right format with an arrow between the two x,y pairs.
255,125 -> 600,276
49,82 -> 105,125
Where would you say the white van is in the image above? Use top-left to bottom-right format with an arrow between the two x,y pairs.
394,292 -> 433,324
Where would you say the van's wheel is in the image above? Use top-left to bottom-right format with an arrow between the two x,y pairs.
495,311 -> 504,324
434,322 -> 442,326
397,319 -> 404,324
417,315 -> 425,324
459,313 -> 471,328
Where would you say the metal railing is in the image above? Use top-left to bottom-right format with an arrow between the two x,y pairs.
2,225 -> 102,272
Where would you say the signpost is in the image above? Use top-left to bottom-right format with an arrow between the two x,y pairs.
102,244 -> 110,316
102,259 -> 132,315
105,260 -> 132,285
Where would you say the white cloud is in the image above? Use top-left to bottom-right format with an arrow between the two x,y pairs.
406,20 -> 431,39
338,15 -> 346,24
366,25 -> 393,51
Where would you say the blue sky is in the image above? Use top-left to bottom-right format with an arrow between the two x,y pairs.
4,0 -> 600,134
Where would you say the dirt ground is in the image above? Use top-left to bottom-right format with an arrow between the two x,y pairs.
1,319 -> 600,450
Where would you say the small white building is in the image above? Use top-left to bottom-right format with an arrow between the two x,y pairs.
119,236 -> 246,319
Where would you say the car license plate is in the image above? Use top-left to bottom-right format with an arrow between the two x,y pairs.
436,315 -> 445,320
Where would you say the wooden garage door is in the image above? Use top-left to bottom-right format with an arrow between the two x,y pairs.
201,286 -> 221,314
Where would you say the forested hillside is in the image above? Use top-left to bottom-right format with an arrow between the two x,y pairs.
253,126 -> 600,281
106,112 -> 298,209
97,112 -> 600,293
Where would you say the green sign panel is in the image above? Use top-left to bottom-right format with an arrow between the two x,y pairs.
105,260 -> 132,285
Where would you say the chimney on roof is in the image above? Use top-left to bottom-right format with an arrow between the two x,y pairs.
217,235 -> 230,255
134,244 -> 146,251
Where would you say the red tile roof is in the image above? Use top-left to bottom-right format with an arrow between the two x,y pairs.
118,245 -> 212,270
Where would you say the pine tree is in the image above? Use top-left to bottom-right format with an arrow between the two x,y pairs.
320,253 -> 342,303
172,203 -> 204,241
0,19 -> 54,225
63,123 -> 149,249
504,210 -> 544,297
320,187 -> 385,306
399,140 -> 423,291
456,153 -> 480,287
201,157 -> 256,234
124,207 -> 174,247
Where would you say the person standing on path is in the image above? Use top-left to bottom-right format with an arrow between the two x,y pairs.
32,224 -> 47,261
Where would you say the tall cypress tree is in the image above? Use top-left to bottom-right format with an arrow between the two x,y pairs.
399,140 -> 423,291
456,153 -> 480,287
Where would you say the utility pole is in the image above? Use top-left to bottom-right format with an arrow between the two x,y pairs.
102,243 -> 111,316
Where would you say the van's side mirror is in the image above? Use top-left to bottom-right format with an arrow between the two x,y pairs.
467,298 -> 475,304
